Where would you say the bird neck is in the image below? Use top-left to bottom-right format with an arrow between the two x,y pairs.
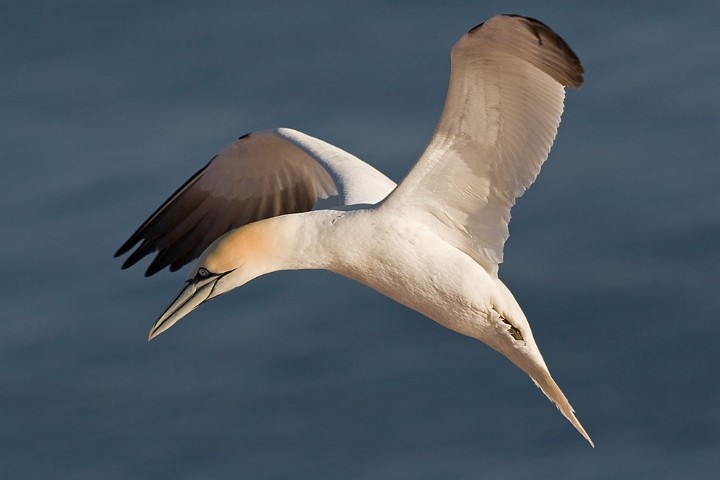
264,210 -> 344,273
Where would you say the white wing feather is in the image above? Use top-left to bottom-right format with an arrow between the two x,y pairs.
382,15 -> 583,276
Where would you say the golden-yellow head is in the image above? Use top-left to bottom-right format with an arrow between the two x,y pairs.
149,219 -> 282,340
193,220 -> 278,279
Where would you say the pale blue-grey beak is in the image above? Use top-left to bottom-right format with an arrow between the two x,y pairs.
148,274 -> 223,340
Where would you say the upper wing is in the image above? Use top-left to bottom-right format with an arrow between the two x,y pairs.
381,15 -> 583,276
116,128 -> 396,276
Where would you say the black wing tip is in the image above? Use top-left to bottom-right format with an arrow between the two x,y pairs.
114,238 -> 136,258
468,21 -> 485,34
467,13 -> 530,34
114,156 -> 216,277
506,14 -> 585,88
121,249 -> 148,271
116,232 -> 171,276
116,245 -> 175,277
466,14 -> 584,89
144,263 -> 164,277
501,13 -> 547,27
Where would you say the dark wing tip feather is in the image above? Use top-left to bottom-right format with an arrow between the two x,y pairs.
465,14 -> 584,89
114,239 -> 134,258
121,242 -> 153,270
505,14 -> 584,88
145,260 -> 165,277
114,162 -> 211,275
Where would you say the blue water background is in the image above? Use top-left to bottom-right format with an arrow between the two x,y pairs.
2,0 -> 719,478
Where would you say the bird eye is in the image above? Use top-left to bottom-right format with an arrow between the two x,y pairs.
197,267 -> 211,278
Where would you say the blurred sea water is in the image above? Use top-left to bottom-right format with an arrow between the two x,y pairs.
2,1 -> 720,478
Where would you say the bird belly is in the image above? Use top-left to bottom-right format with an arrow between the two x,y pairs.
331,221 -> 498,339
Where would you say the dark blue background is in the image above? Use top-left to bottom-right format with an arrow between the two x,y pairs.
2,1 -> 719,478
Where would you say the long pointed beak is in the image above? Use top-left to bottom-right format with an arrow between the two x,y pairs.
520,357 -> 594,447
148,275 -> 221,340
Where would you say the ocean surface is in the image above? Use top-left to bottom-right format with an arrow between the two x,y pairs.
2,1 -> 719,478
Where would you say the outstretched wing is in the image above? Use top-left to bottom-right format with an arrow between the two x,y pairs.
116,128 -> 396,276
382,15 -> 583,276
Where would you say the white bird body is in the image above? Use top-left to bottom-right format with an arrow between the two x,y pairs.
300,209 -> 515,343
116,15 -> 592,446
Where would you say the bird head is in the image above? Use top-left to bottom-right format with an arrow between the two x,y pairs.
147,220 -> 280,340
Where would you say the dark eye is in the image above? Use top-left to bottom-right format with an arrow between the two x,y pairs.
197,267 -> 211,278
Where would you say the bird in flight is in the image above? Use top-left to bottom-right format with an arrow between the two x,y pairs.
116,14 -> 591,445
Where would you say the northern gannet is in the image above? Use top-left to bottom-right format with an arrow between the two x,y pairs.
116,14 -> 591,445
